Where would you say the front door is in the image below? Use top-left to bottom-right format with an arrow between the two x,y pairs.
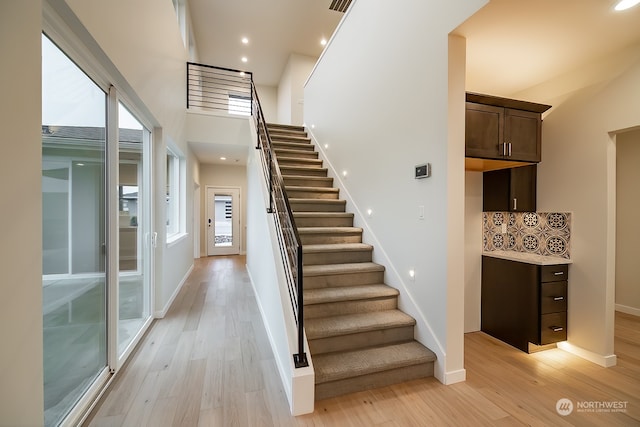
206,187 -> 240,256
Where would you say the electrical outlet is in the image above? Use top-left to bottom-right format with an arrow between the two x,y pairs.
501,223 -> 507,234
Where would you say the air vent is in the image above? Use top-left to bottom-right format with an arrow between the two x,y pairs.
329,0 -> 352,13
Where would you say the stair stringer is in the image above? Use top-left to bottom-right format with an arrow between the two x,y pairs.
306,128 -> 453,384
245,123 -> 315,415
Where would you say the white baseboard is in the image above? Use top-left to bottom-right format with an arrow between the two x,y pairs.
557,341 -> 617,367
616,304 -> 640,317
154,263 -> 194,318
443,368 -> 466,385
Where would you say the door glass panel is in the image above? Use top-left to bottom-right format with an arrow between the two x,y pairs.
118,103 -> 151,357
215,194 -> 233,247
42,34 -> 107,426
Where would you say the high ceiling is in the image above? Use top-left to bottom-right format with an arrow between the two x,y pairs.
188,0 -> 345,87
187,0 -> 640,164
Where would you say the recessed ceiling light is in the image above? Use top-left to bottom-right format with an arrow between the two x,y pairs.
241,37 -> 249,44
615,0 -> 640,10
220,157 -> 227,160
241,56 -> 248,63
320,38 -> 327,46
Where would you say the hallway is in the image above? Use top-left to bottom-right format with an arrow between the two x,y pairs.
87,256 -> 294,426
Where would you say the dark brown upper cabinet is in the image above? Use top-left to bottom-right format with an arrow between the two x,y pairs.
465,93 -> 551,164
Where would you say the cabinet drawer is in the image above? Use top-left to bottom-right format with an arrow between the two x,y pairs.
540,312 -> 567,344
541,264 -> 568,282
541,281 -> 567,314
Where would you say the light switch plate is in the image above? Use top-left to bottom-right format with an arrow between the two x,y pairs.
501,223 -> 507,233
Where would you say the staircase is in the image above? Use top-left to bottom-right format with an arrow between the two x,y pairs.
267,123 -> 436,400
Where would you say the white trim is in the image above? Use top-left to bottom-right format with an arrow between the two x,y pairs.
443,368 -> 466,385
154,263 -> 194,318
557,341 -> 617,367
616,304 -> 640,317
167,231 -> 188,247
59,367 -> 112,427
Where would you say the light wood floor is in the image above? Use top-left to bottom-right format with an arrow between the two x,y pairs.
86,256 -> 640,426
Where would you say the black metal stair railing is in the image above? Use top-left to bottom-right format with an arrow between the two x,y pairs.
186,62 -> 308,368
251,81 -> 308,369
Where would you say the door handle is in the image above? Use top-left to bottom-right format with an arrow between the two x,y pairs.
513,198 -> 517,211
553,296 -> 564,301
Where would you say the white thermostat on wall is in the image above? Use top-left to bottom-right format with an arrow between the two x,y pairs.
415,163 -> 431,179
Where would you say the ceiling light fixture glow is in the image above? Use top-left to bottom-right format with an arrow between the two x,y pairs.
241,56 -> 248,63
320,38 -> 327,46
615,0 -> 640,10
241,37 -> 249,44
220,157 -> 227,160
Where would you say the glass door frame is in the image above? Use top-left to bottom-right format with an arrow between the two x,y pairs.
205,186 -> 241,256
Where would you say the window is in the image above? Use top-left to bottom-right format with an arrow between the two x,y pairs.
166,146 -> 184,241
228,94 -> 252,116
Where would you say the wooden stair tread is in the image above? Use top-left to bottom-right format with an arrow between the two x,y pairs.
303,243 -> 372,253
304,262 -> 385,277
304,284 -> 398,305
285,186 -> 339,193
294,212 -> 353,218
305,310 -> 416,340
298,226 -> 362,234
313,341 -> 436,384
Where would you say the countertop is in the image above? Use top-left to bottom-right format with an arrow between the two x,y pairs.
483,250 -> 573,265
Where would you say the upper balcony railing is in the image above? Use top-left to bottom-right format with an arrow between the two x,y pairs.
186,62 -> 308,368
186,62 -> 253,115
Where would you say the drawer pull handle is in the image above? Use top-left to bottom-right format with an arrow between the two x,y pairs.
553,272 -> 564,276
550,326 -> 564,332
553,296 -> 564,301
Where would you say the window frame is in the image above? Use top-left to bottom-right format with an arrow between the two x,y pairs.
165,144 -> 186,245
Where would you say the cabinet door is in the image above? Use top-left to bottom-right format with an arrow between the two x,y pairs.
465,102 -> 504,159
483,165 -> 536,212
481,256 -> 539,352
509,165 -> 536,212
505,108 -> 541,162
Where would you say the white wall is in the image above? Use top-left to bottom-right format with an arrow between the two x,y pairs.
615,129 -> 640,315
304,0 -> 487,383
256,84 -> 278,124
537,57 -> 640,365
464,171 -> 483,333
277,54 -> 317,126
0,2 -> 44,424
199,164 -> 248,256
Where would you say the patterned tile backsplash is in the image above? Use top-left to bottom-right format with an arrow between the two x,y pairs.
483,212 -> 571,259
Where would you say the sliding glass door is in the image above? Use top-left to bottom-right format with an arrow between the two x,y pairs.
42,34 -> 107,426
117,103 -> 152,358
42,35 -> 154,425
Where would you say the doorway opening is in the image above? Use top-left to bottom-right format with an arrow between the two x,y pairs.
206,187 -> 241,256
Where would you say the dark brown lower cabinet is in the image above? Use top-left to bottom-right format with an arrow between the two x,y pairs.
481,256 -> 568,352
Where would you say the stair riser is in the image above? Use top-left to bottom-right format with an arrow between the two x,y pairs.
274,150 -> 318,160
303,249 -> 372,265
284,177 -> 333,188
304,271 -> 385,289
277,158 -> 323,168
294,216 -> 354,227
304,297 -> 397,319
290,201 -> 346,213
308,326 -> 414,355
280,167 -> 328,177
300,234 -> 362,245
315,362 -> 434,401
286,190 -> 339,200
